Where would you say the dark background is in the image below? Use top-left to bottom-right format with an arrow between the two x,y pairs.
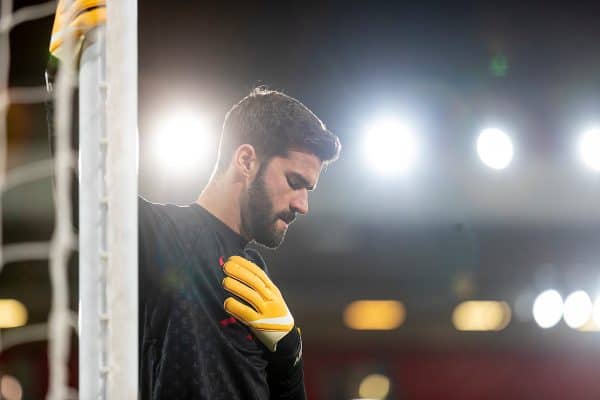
3,1 -> 600,399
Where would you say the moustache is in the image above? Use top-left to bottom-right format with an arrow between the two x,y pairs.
277,212 -> 296,225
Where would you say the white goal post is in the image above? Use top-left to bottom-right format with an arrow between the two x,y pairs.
78,1 -> 138,399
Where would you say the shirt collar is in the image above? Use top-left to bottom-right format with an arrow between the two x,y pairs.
191,203 -> 249,249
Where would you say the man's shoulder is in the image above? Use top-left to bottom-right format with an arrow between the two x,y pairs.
138,196 -> 212,242
138,196 -> 199,222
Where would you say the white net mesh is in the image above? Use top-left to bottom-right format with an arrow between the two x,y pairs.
0,0 -> 77,398
0,1 -> 110,399
0,1 -> 137,397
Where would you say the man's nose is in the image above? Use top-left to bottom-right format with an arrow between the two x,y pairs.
290,191 -> 309,215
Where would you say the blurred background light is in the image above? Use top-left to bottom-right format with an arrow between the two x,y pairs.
358,373 -> 390,399
576,318 -> 600,332
476,128 -> 514,170
578,128 -> 600,171
358,374 -> 390,399
532,290 -> 563,328
343,300 -> 406,330
563,291 -> 592,329
0,375 -> 23,400
451,300 -> 511,331
152,110 -> 213,175
558,295 -> 600,332
363,118 -> 418,175
0,299 -> 28,328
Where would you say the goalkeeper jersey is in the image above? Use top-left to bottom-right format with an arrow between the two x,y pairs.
138,197 -> 305,399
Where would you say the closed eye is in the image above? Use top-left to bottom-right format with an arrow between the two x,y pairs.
287,178 -> 302,190
286,173 -> 315,191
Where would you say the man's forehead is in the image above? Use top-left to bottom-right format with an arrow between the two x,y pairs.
286,149 -> 322,167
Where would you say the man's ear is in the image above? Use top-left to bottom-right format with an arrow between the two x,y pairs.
232,144 -> 259,179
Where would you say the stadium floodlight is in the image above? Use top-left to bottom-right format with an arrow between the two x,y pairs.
476,128 -> 513,170
578,128 -> 600,171
563,291 -> 592,329
363,118 -> 419,175
532,290 -> 563,329
153,110 -> 212,175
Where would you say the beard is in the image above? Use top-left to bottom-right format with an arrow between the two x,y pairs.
241,164 -> 292,249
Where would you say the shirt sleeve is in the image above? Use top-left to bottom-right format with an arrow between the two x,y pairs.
138,196 -> 179,293
265,327 -> 306,400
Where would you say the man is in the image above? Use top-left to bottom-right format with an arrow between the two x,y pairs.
48,4 -> 341,398
139,88 -> 340,399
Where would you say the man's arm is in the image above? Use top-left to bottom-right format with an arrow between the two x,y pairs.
265,327 -> 306,400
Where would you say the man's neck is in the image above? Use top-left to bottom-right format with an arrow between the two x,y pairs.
196,176 -> 244,237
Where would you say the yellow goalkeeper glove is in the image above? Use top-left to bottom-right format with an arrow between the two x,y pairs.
49,0 -> 106,61
222,256 -> 295,352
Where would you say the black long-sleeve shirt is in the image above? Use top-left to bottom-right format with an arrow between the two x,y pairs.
138,197 -> 305,399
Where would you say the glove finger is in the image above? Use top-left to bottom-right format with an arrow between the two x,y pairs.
223,258 -> 273,300
222,277 -> 264,314
71,7 -> 106,32
227,256 -> 275,291
224,297 -> 260,324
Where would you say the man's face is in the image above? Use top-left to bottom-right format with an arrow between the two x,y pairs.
242,150 -> 323,249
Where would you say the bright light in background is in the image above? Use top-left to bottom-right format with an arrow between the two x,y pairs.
358,374 -> 390,399
153,110 -> 213,175
577,319 -> 600,332
452,300 -> 511,331
363,118 -> 419,175
0,299 -> 27,328
577,296 -> 600,332
0,375 -> 22,400
578,128 -> 600,171
476,128 -> 513,170
578,296 -> 600,332
563,291 -> 592,329
532,290 -> 563,328
344,300 -> 406,330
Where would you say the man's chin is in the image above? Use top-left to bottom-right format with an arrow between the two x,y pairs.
255,228 -> 287,249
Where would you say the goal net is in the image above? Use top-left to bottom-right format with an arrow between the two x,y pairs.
0,1 -> 138,398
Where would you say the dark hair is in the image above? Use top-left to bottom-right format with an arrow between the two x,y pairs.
215,88 -> 341,173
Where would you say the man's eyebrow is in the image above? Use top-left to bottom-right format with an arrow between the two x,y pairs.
288,172 -> 316,191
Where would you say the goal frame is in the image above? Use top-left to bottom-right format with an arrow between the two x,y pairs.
78,1 -> 138,398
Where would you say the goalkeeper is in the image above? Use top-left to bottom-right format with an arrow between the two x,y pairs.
48,3 -> 341,399
137,89 -> 340,399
